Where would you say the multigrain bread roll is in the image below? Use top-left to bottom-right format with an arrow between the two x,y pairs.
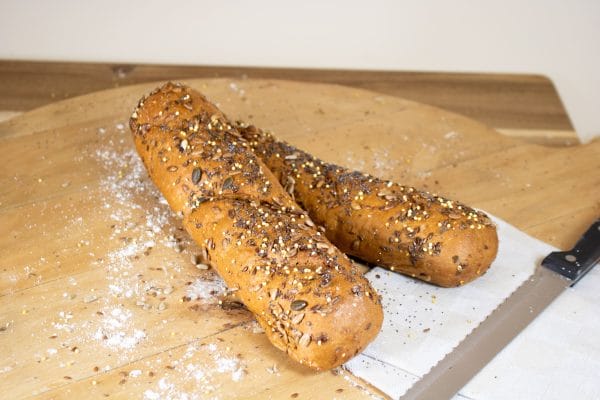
129,82 -> 383,370
237,124 -> 499,287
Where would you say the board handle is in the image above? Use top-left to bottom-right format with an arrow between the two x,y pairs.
542,219 -> 600,285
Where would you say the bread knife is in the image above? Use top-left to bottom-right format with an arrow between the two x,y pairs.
401,218 -> 600,400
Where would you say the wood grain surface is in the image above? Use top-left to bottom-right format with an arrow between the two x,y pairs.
0,78 -> 598,400
0,60 -> 577,145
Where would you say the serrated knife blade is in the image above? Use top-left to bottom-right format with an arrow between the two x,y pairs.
401,218 -> 600,400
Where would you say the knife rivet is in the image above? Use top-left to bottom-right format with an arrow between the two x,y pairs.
565,254 -> 577,262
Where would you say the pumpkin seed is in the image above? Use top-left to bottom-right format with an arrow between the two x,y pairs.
192,167 -> 202,184
222,176 -> 234,191
291,300 -> 307,311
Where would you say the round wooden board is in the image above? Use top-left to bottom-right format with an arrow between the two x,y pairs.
0,79 -> 598,399
1,78 -> 598,247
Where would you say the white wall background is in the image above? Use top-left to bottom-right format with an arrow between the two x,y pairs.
1,0 -> 598,142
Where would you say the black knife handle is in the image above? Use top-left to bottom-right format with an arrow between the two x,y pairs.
542,218 -> 600,285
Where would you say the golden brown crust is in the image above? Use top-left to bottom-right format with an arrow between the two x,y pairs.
237,124 -> 499,287
129,82 -> 383,370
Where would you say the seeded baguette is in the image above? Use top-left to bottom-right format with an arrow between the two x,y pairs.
129,83 -> 383,370
237,124 -> 499,287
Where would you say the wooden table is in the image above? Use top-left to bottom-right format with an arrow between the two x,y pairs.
0,60 -> 576,145
1,60 -> 598,400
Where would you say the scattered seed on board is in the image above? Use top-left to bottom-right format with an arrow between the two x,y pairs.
83,294 -> 98,304
195,263 -> 210,270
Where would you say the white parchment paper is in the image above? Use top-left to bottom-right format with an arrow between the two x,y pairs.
346,216 -> 570,399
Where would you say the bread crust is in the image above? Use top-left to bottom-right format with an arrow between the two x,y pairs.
238,124 -> 499,287
129,82 -> 383,370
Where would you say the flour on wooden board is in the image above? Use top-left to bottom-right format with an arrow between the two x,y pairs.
141,341 -> 247,400
34,122 -> 249,397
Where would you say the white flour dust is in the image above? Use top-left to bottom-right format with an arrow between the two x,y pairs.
141,341 -> 247,400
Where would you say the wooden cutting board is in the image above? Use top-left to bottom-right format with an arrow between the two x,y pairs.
0,78 -> 598,400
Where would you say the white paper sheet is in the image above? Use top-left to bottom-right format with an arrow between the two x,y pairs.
456,260 -> 600,400
345,216 -> 562,399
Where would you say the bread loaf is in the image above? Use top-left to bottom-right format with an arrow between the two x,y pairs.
129,82 -> 383,370
237,124 -> 498,287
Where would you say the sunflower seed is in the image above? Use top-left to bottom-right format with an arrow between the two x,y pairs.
284,176 -> 295,195
288,246 -> 298,257
299,332 -> 311,347
195,263 -> 210,270
270,303 -> 283,317
297,223 -> 310,231
291,313 -> 305,324
167,165 -> 178,172
180,139 -> 188,151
